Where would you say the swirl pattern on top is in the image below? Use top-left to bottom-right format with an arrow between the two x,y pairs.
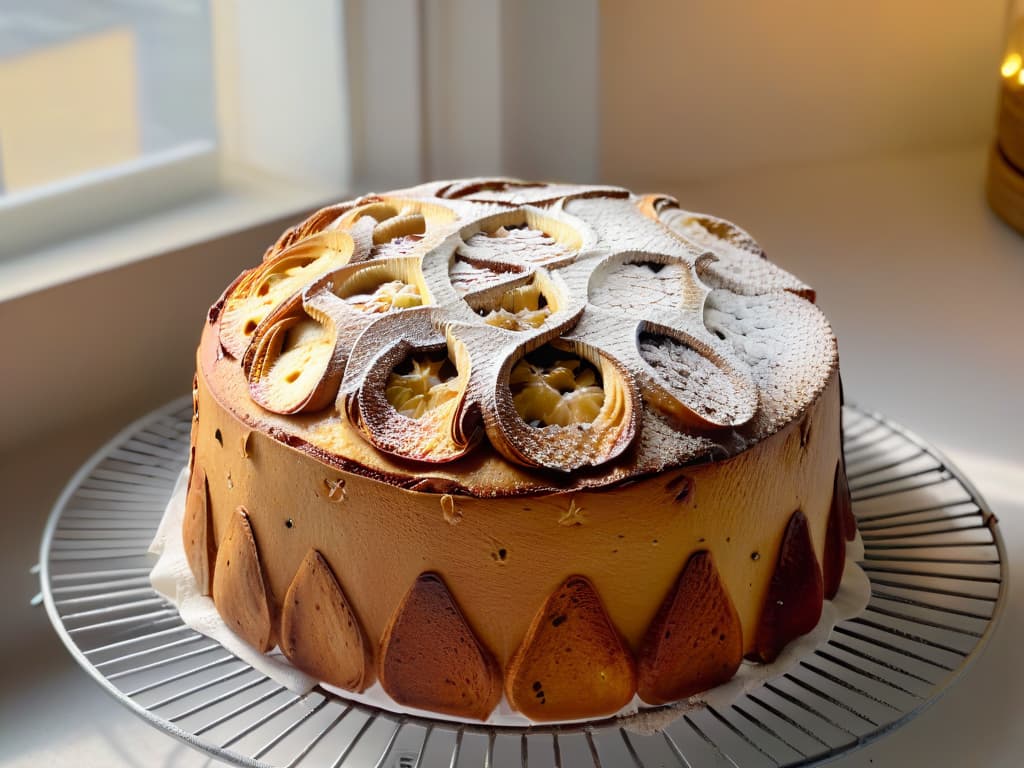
213,179 -> 837,483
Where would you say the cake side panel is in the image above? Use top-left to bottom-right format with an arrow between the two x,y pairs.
194,338 -> 842,670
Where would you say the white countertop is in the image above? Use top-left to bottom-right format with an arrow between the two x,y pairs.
2,145 -> 1021,767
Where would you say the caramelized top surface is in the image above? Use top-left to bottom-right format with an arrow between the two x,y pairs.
203,178 -> 837,495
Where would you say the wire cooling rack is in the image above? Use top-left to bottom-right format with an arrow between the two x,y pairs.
38,399 -> 1006,768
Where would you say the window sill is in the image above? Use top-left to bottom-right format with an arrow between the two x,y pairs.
0,167 -> 345,304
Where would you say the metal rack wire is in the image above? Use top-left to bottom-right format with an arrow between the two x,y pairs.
38,399 -> 1006,767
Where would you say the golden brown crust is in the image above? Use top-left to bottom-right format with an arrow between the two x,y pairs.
505,576 -> 637,721
753,510 -> 824,663
201,315 -> 838,498
636,551 -> 743,705
836,456 -> 857,541
193,363 -> 842,672
183,462 -> 215,595
280,550 -> 372,692
212,507 -> 277,653
199,179 -> 838,494
823,465 -> 849,600
378,573 -> 501,720
219,231 -> 356,361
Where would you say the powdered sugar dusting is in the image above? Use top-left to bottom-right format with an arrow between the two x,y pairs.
463,225 -> 572,268
638,332 -> 745,424
211,179 -> 839,491
448,257 -> 509,296
704,289 -> 836,436
369,233 -> 424,260
588,260 -> 688,311
660,206 -> 814,299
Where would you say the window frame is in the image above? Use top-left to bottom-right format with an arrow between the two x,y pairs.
0,0 -> 600,299
0,141 -> 218,261
0,1 -> 352,277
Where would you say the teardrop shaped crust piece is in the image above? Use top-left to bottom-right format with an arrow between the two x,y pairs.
281,550 -> 373,692
823,476 -> 848,600
753,510 -> 824,663
183,464 -> 215,595
505,576 -> 637,721
636,551 -> 743,705
835,458 -> 857,541
378,572 -> 501,720
213,507 -> 277,653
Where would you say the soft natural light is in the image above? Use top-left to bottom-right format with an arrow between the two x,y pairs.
1001,51 -> 1022,78
942,448 -> 1024,509
0,0 -> 215,198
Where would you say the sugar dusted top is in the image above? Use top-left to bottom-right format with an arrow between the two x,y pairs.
203,178 -> 837,495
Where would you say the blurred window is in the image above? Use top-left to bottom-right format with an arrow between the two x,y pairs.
0,0 -> 216,197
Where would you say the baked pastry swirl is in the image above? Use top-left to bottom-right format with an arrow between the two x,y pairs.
185,178 -> 855,722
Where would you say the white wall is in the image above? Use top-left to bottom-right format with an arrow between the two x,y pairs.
356,0 -> 1006,188
416,0 -> 600,184
345,0 -> 599,187
600,0 -> 1006,186
500,0 -> 600,182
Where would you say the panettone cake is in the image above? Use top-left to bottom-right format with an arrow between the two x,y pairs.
184,178 -> 856,722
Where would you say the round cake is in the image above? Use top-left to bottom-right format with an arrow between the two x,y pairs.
185,178 -> 856,722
